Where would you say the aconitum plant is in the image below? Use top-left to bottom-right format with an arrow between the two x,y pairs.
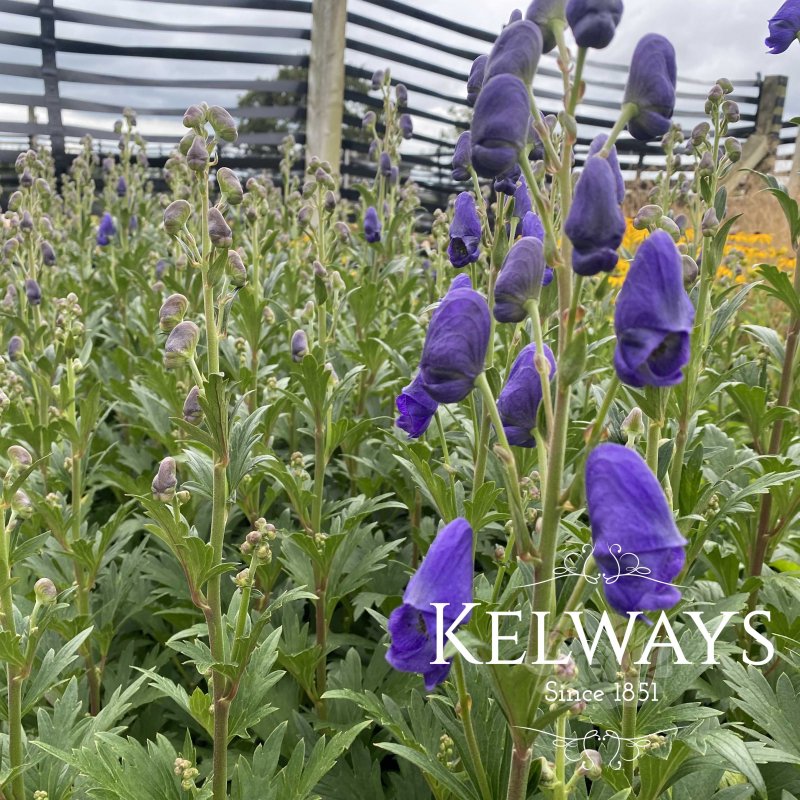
0,5 -> 798,800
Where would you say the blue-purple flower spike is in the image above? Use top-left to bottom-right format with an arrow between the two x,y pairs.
613,230 -> 694,388
452,131 -> 472,182
466,54 -> 489,107
386,518 -> 474,689
766,0 -> 800,52
623,34 -> 677,141
485,19 -> 543,86
364,206 -> 381,243
447,192 -> 481,268
494,237 -> 549,323
586,443 -> 687,616
96,212 -> 116,247
566,0 -> 623,49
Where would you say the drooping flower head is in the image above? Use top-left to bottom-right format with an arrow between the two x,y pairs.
364,206 -> 381,243
419,284 -> 491,403
512,176 -> 532,220
497,343 -> 556,446
386,518 -> 474,689
447,192 -> 481,268
525,0 -> 566,52
586,443 -> 686,615
587,133 -> 624,203
96,212 -> 116,246
564,154 -> 625,275
613,230 -> 694,387
766,0 -> 800,53
521,211 -> 545,240
396,374 -> 439,438
471,74 -> 531,178
566,0 -> 623,49
452,131 -> 472,181
466,54 -> 489,106
623,34 -> 677,141
485,19 -> 543,85
494,237 -> 548,323
494,164 -> 522,196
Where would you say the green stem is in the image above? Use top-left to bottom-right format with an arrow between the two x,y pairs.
453,657 -> 493,800
599,104 -> 638,157
645,415 -> 661,476
567,48 -> 587,116
621,654 -> 640,786
526,301 -> 554,436
553,713 -> 567,800
506,744 -> 532,800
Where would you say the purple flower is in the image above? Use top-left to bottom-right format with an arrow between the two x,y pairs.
291,329 -> 309,362
449,273 -> 473,291
494,164 -> 521,195
767,0 -> 800,52
525,0 -> 566,52
494,237 -> 548,323
564,155 -> 625,276
498,343 -> 556,446
623,34 -> 677,142
587,134 -> 624,203
452,131 -> 472,181
447,192 -> 481,268
471,74 -> 531,178
399,114 -> 414,139
24,278 -> 41,306
364,206 -> 381,243
96,212 -> 116,247
485,20 -> 543,85
396,374 -> 439,438
466,55 -> 488,106
521,211 -> 545,240
613,230 -> 694,388
116,176 -> 127,197
566,0 -> 623,49
386,518 -> 474,689
586,443 -> 686,615
419,284 -> 490,403
512,176 -> 532,219
379,152 -> 392,176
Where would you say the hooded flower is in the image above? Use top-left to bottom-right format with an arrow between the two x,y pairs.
525,0 -> 566,52
386,518 -> 474,689
447,192 -> 481,268
586,443 -> 686,615
364,206 -> 381,243
587,134 -> 624,203
497,343 -> 556,446
566,0 -> 623,49
494,237 -> 548,323
623,34 -> 677,141
521,211 -> 545,240
471,74 -> 531,178
564,155 -> 626,275
419,284 -> 490,403
766,0 -> 800,53
485,19 -> 543,85
396,374 -> 439,438
494,164 -> 522,196
466,54 -> 488,106
512,176 -> 532,219
96,212 -> 116,246
399,114 -> 414,139
613,230 -> 694,387
452,131 -> 472,181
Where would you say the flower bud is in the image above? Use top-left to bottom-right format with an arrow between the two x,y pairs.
208,105 -> 238,142
362,111 -> 376,128
3,238 -> 20,261
227,250 -> 247,287
658,216 -> 681,241
216,167 -> 243,204
151,456 -> 177,501
334,221 -> 350,242
7,445 -> 32,468
681,254 -> 699,286
323,190 -> 336,212
371,69 -> 385,90
701,207 -> 720,236
183,385 -> 203,424
717,77 -> 734,94
24,278 -> 42,306
691,121 -> 710,145
554,654 -> 578,682
20,210 -> 33,232
698,151 -> 714,178
183,104 -> 206,128
399,113 -> 413,139
0,389 -> 10,412
395,83 -> 408,106
34,577 -> 57,604
707,83 -> 724,103
621,407 -> 644,443
575,750 -> 602,779
7,335 -> 23,361
208,207 -> 232,248
163,320 -> 200,368
186,136 -> 209,171
116,176 -> 127,197
40,240 -> 56,267
724,137 -> 742,163
633,204 -> 662,230
722,100 -> 740,123
12,489 -> 33,518
159,293 -> 189,332
291,329 -> 308,362
164,199 -> 192,235
379,152 -> 392,177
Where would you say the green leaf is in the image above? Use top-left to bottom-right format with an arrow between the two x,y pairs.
754,264 -> 800,318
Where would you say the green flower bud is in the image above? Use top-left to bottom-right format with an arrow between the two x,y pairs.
716,78 -> 734,94
682,254 -> 699,286
164,199 -> 192,235
658,216 -> 681,241
208,105 -> 238,143
722,100 -> 740,123
227,250 -> 247,287
691,121 -> 710,146
186,135 -> 209,171
698,151 -> 714,178
217,167 -> 243,205
0,389 -> 9,412
8,191 -> 22,211
159,293 -> 189,332
183,104 -> 206,128
178,131 -> 195,156
12,489 -> 33,518
702,207 -> 720,236
575,749 -> 602,779
7,445 -> 32,468
707,83 -> 724,103
163,321 -> 200,369
183,385 -> 203,424
208,207 -> 232,248
724,137 -> 742,163
151,456 -> 177,502
34,577 -> 57,604
633,204 -> 663,230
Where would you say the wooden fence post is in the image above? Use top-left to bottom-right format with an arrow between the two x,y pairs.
732,74 -> 787,184
306,0 -> 348,173
39,0 -> 66,172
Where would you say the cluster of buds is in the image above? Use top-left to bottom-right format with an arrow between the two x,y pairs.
54,293 -> 85,349
33,792 -> 49,800
553,653 -> 579,684
289,451 -> 309,482
519,474 -> 541,502
5,445 -> 33,513
436,734 -> 458,769
239,518 -> 277,563
173,757 -> 199,791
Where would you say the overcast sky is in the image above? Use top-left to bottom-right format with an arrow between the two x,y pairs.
0,0 -> 798,159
